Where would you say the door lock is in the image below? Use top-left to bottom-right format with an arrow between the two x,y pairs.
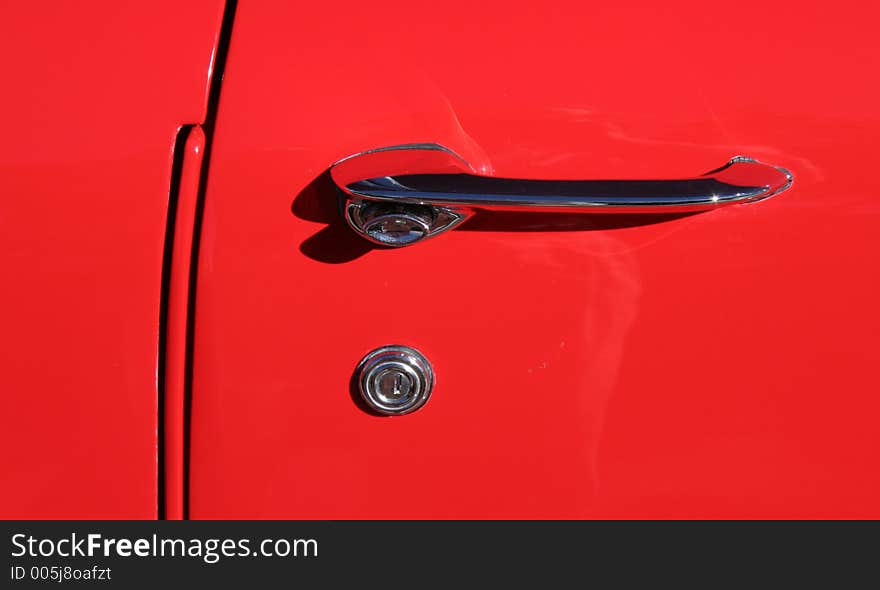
355,345 -> 434,415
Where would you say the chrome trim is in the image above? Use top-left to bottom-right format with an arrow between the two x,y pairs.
331,144 -> 792,246
355,345 -> 434,416
344,200 -> 467,247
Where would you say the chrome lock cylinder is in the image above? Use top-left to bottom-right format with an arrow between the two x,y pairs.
356,202 -> 436,247
355,345 -> 434,415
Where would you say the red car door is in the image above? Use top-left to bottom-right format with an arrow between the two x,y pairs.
188,0 -> 880,517
0,1 -> 225,518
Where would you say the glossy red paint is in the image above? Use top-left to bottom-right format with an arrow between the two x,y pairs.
189,0 -> 880,518
164,126 -> 206,520
0,2 -> 224,518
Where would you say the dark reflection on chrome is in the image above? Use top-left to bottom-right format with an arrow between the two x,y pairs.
351,175 -> 764,206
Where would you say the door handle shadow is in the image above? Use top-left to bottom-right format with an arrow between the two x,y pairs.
291,170 -> 376,263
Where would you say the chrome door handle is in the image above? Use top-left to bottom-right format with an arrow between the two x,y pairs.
330,143 -> 792,247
